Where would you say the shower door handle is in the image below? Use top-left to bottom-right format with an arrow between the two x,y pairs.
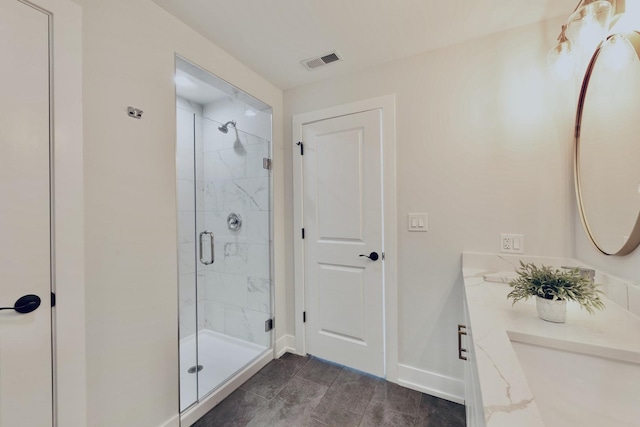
199,231 -> 215,265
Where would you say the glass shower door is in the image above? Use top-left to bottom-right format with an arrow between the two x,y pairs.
177,105 -> 200,412
193,115 -> 272,400
176,56 -> 273,413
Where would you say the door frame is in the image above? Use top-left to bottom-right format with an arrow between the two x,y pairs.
292,94 -> 398,382
14,1 -> 86,426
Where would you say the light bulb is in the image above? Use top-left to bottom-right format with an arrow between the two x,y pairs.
548,39 -> 577,81
601,34 -> 635,71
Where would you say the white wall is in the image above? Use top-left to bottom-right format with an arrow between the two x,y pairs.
75,0 -> 283,425
577,235 -> 640,283
284,16 -> 576,395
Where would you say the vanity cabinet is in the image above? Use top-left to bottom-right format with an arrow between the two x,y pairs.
462,292 -> 485,427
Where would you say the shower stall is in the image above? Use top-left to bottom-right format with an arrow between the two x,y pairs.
174,57 -> 273,414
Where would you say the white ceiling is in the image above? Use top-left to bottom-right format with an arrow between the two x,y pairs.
154,0 -> 576,90
175,57 -> 272,110
175,69 -> 228,105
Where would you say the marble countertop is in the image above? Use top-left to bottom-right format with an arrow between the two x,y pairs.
463,262 -> 640,427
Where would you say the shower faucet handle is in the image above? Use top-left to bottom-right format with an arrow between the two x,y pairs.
227,213 -> 242,231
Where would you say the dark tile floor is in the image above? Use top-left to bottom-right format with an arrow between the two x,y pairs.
193,353 -> 466,427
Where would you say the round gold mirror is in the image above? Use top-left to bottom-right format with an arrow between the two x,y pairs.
576,31 -> 640,256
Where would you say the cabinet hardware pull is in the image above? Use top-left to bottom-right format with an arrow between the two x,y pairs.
458,324 -> 468,361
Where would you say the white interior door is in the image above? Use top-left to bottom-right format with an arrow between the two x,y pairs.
302,109 -> 384,377
0,1 -> 53,425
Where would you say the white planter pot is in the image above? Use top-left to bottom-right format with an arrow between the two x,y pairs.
536,296 -> 567,323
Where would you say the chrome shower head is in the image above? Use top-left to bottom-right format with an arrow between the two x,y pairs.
218,120 -> 236,133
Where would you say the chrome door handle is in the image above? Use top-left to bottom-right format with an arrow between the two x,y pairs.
0,294 -> 41,314
199,231 -> 215,265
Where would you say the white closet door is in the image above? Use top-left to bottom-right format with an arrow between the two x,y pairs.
0,1 -> 53,425
302,109 -> 384,377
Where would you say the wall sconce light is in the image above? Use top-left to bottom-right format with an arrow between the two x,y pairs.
549,0 -> 619,79
548,25 -> 578,80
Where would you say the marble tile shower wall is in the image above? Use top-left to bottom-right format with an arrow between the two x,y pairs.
198,109 -> 271,348
177,95 -> 271,348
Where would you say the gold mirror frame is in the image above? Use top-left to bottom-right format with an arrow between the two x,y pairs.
575,31 -> 640,256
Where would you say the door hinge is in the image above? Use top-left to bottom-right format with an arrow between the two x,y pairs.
381,252 -> 385,260
302,228 -> 305,239
51,292 -> 56,308
265,318 -> 274,332
303,311 -> 306,323
296,141 -> 304,155
263,157 -> 272,170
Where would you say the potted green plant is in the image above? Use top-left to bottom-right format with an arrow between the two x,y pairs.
507,262 -> 605,323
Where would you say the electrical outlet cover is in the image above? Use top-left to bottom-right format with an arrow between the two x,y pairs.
501,234 -> 524,253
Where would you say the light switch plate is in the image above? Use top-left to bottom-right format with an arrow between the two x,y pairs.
408,213 -> 428,232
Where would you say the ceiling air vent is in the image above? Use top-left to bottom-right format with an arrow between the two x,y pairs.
301,50 -> 342,71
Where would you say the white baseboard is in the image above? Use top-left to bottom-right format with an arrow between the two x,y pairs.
159,414 -> 180,427
275,334 -> 296,358
397,363 -> 464,404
